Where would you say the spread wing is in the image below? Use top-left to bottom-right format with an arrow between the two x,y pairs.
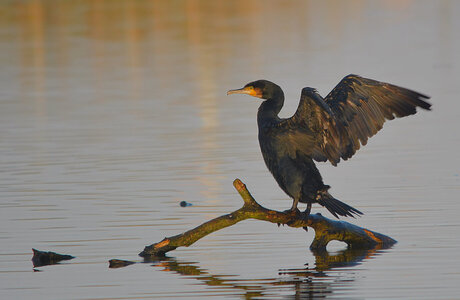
285,74 -> 431,166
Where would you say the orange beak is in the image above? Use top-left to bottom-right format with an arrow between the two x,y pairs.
227,86 -> 262,98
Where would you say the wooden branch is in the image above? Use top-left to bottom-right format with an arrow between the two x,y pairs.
139,179 -> 396,257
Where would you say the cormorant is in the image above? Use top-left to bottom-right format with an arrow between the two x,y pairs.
227,75 -> 431,218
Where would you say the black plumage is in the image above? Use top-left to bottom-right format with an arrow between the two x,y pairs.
227,75 -> 431,218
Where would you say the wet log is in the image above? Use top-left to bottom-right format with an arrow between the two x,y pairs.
32,248 -> 75,267
109,259 -> 136,268
139,179 -> 396,257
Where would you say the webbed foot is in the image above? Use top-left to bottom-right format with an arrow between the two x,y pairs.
283,208 -> 302,226
303,208 -> 311,231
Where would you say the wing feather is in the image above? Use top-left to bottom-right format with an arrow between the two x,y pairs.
282,75 -> 431,166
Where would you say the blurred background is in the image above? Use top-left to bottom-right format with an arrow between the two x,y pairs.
0,0 -> 459,299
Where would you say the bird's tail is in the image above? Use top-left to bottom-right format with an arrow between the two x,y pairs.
318,193 -> 363,219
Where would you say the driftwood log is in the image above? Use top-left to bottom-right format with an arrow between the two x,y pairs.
32,248 -> 75,267
140,179 -> 396,257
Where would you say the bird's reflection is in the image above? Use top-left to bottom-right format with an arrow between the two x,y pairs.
143,245 -> 391,299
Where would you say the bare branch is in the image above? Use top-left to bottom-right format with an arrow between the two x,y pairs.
139,179 -> 396,257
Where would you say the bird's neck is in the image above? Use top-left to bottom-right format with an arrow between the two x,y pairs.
257,90 -> 284,126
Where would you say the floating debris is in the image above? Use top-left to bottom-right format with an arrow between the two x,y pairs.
109,259 -> 136,268
180,201 -> 192,207
32,248 -> 75,267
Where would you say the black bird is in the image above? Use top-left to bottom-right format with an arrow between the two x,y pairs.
227,75 -> 431,218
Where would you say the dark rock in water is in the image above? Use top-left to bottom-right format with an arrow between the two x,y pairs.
180,201 -> 192,207
109,259 -> 136,268
32,248 -> 75,267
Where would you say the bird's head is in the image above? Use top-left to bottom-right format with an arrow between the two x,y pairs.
227,80 -> 281,100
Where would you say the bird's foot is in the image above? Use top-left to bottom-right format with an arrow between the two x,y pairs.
283,207 -> 301,217
302,210 -> 311,231
283,208 -> 302,226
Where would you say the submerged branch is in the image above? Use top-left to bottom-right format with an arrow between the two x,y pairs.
140,179 -> 396,257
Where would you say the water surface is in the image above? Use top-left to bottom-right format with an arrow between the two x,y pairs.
1,1 -> 459,299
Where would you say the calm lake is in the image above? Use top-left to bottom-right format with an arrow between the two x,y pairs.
1,1 -> 459,299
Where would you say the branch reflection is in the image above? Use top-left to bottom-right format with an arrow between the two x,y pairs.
144,245 -> 392,299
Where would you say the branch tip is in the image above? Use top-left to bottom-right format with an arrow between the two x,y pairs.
363,229 -> 382,243
233,178 -> 245,191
